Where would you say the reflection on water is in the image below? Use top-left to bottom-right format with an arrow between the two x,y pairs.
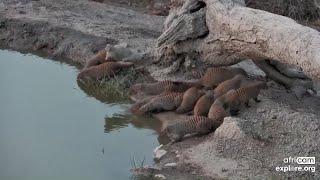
77,79 -> 130,104
104,113 -> 170,145
0,49 -> 164,180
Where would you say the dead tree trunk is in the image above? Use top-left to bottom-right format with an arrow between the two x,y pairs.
155,0 -> 320,98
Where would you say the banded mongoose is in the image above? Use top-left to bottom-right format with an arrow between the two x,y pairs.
193,90 -> 215,116
139,93 -> 184,114
176,87 -> 204,114
213,74 -> 246,99
208,98 -> 230,122
130,92 -> 181,115
164,116 -> 222,142
129,80 -> 201,96
83,49 -> 108,69
221,81 -> 268,114
77,61 -> 134,80
200,67 -> 247,89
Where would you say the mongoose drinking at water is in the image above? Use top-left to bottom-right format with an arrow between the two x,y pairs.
129,80 -> 176,95
164,116 -> 222,142
213,74 -> 246,99
130,92 -> 181,115
129,80 -> 201,96
77,61 -> 134,80
176,87 -> 204,114
200,67 -> 247,89
193,90 -> 215,116
83,49 -> 108,70
139,93 -> 184,114
220,81 -> 268,114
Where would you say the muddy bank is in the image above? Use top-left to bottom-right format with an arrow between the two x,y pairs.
0,0 -> 163,65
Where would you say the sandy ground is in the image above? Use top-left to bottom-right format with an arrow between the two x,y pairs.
1,0 -> 320,179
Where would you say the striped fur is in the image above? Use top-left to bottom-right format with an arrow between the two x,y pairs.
208,98 -> 229,122
165,116 -> 222,142
193,90 -> 215,116
128,80 -> 202,96
130,92 -> 180,115
222,81 -> 268,113
176,87 -> 204,114
128,80 -> 175,95
200,67 -> 247,89
139,93 -> 184,113
213,74 -> 246,99
83,49 -> 108,70
77,61 -> 134,80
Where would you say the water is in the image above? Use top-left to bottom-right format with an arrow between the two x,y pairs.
0,50 -> 166,180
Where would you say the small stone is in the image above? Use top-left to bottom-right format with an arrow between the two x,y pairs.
257,108 -> 266,113
272,115 -> 277,119
222,168 -> 228,172
164,162 -> 177,167
153,144 -> 167,160
154,174 -> 166,179
154,149 -> 167,160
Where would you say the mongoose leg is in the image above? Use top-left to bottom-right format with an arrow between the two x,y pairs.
245,101 -> 251,107
254,97 -> 261,102
230,109 -> 239,116
186,111 -> 194,115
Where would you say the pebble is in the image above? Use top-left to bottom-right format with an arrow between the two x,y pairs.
154,174 -> 166,179
164,162 -> 177,167
257,108 -> 266,113
154,149 -> 167,160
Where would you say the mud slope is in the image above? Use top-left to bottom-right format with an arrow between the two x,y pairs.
0,0 -> 164,65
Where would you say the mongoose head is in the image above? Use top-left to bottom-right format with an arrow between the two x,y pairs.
128,83 -> 143,95
138,103 -> 153,113
77,71 -> 91,81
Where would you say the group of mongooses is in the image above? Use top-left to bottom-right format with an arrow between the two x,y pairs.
77,45 -> 142,80
129,67 -> 268,142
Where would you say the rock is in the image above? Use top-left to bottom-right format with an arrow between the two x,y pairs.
154,174 -> 166,179
154,150 -> 167,160
214,117 -> 248,140
153,144 -> 167,160
164,162 -> 177,167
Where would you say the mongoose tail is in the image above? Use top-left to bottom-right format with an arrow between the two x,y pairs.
114,61 -> 134,69
176,87 -> 204,114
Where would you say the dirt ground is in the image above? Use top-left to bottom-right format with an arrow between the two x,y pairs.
1,0 -> 320,179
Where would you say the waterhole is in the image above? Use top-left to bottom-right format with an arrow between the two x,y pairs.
0,49 -> 167,180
